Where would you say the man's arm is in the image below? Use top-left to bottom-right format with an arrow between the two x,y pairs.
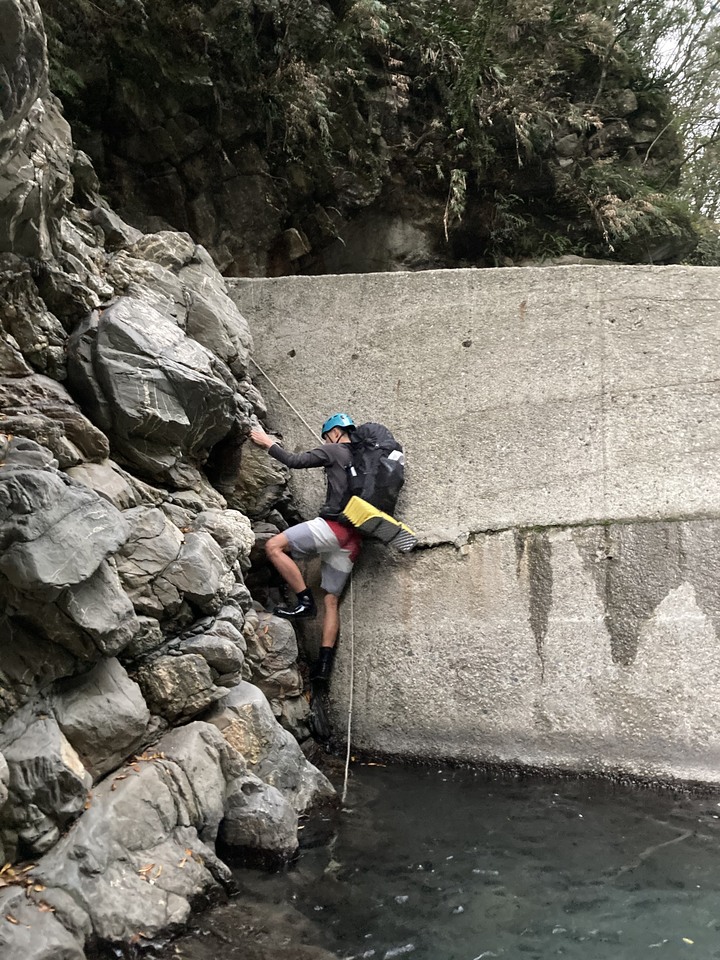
249,426 -> 330,469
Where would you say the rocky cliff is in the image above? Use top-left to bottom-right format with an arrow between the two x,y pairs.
0,3 -> 331,957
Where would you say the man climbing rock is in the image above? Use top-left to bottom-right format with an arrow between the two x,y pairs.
249,413 -> 362,682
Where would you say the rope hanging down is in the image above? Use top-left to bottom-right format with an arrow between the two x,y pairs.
341,573 -> 355,803
249,357 -> 322,444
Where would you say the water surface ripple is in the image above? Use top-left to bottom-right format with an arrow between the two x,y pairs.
168,764 -> 720,960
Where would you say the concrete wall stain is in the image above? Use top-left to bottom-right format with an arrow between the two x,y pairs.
574,523 -> 684,665
515,531 -> 553,676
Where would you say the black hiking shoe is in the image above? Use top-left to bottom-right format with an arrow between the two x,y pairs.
274,589 -> 317,620
310,646 -> 335,683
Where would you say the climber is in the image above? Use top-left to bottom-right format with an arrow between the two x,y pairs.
248,413 -> 362,682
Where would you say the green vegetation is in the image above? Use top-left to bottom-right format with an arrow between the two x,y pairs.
42,0 -> 720,269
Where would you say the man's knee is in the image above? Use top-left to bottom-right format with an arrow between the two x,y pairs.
324,592 -> 339,611
265,533 -> 288,559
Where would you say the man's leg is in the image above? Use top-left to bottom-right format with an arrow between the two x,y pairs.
321,592 -> 340,648
265,533 -> 305,592
311,593 -> 341,683
266,532 -> 317,619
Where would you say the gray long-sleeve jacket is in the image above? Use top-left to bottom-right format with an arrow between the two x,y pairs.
268,442 -> 352,519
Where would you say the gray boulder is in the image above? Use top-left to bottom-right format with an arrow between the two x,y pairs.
31,722 -> 296,947
221,772 -> 298,856
0,255 -> 67,379
0,0 -> 72,261
51,658 -> 150,780
0,886 -> 85,960
0,373 -> 109,468
0,704 -> 92,858
116,507 -> 237,622
245,609 -> 303,701
0,615 -> 77,723
136,654 -> 225,722
189,508 -> 255,572
65,458 -> 164,510
205,682 -> 335,813
115,506 -> 185,618
119,231 -> 253,378
66,297 -> 240,486
0,465 -> 128,592
161,531 -> 236,614
1,553 -> 138,663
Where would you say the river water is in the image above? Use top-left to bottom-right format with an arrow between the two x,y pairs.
161,763 -> 720,960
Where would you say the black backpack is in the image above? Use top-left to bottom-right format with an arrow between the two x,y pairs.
346,422 -> 405,515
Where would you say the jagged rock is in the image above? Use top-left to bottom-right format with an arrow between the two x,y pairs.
0,373 -> 110,467
29,722 -> 296,947
115,506 -> 185,617
0,886 -> 85,960
107,231 -> 253,378
0,460 -> 129,592
127,231 -> 198,271
0,437 -> 139,665
89,205 -> 143,249
66,297 -> 239,485
105,250 -> 189,324
0,703 -> 92,858
65,458 -> 164,510
205,681 -> 335,813
0,550 -> 137,663
162,531 -> 236,615
227,436 -> 289,518
190,508 -> 255,572
118,615 -> 166,661
51,658 -> 150,780
0,615 -> 77,723
178,605 -> 248,686
136,654 -> 224,722
0,255 -> 67,378
32,726 -> 232,945
246,611 -> 303,701
0,0 -> 72,261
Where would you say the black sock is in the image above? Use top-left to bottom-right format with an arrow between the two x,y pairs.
297,587 -> 314,602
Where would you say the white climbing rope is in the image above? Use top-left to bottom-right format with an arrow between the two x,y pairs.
341,572 -> 355,804
249,354 -> 356,801
249,356 -> 322,444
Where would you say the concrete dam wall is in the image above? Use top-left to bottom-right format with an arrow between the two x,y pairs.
229,265 -> 720,785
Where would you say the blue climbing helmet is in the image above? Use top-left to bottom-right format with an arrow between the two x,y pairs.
321,412 -> 355,437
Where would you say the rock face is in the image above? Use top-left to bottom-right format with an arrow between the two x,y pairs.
232,265 -> 720,785
0,3 -> 332,957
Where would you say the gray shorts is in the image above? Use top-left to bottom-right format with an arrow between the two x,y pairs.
284,518 -> 355,596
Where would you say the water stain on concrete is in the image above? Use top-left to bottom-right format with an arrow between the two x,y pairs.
574,523 -> 684,665
515,530 -> 553,672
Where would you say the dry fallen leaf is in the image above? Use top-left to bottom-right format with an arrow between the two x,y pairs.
5,915 -> 18,924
